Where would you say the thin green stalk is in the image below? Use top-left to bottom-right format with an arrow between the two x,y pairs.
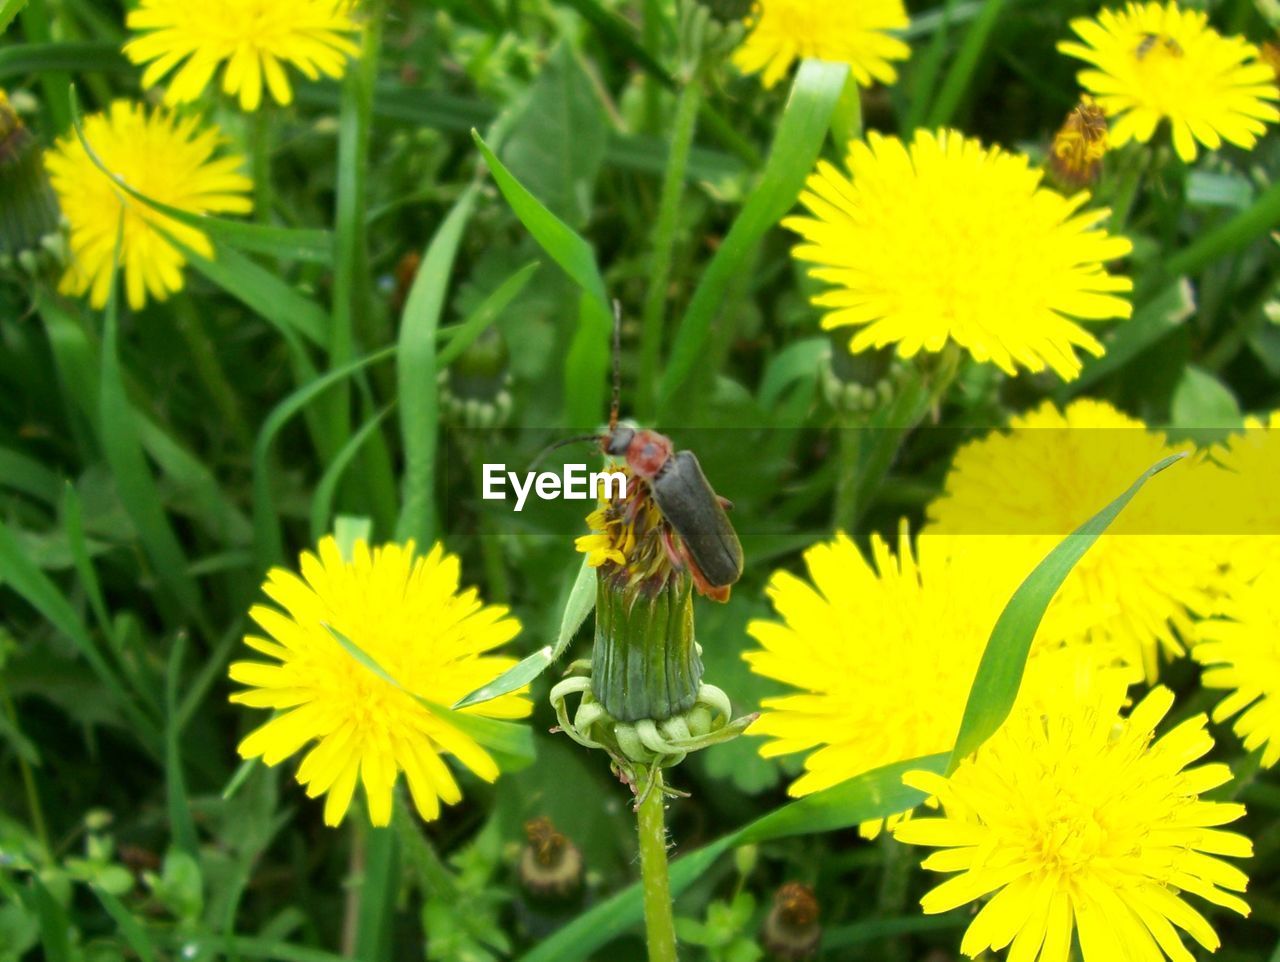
354,825 -> 396,961
171,296 -> 252,449
639,79 -> 701,417
327,3 -> 384,463
637,772 -> 678,962
1164,176 -> 1280,279
252,107 -> 274,224
925,0 -> 1009,127
1,683 -> 49,859
833,414 -> 865,536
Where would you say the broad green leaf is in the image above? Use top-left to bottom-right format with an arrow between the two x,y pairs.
19,875 -> 72,962
948,452 -> 1186,767
1166,177 -> 1280,277
1171,366 -> 1241,432
454,554 -> 596,709
502,41 -> 609,229
659,59 -> 849,417
757,338 -> 827,410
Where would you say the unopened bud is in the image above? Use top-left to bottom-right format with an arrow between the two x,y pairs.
438,327 -> 514,429
519,817 -> 583,899
0,90 -> 63,275
762,882 -> 821,960
1046,96 -> 1108,191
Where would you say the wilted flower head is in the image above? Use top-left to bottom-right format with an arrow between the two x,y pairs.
124,0 -> 361,111
1047,96 -> 1109,189
731,0 -> 910,90
927,399 -> 1227,681
1195,566 -> 1280,769
895,680 -> 1252,962
1059,1 -> 1280,162
784,129 -> 1133,381
744,525 -> 1126,833
45,101 -> 251,309
230,537 -> 530,826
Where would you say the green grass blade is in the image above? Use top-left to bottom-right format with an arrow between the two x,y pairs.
454,555 -> 594,709
1,0 -> 29,32
924,0 -> 1010,127
20,874 -> 72,962
165,631 -> 198,855
59,483 -> 112,642
252,346 -> 396,568
555,0 -> 673,87
436,261 -> 540,369
1164,177 -> 1280,278
948,452 -> 1186,768
472,129 -> 610,304
310,405 -> 394,544
395,184 -> 477,545
98,225 -> 204,625
472,130 -> 612,425
658,59 -> 849,418
0,40 -> 124,78
92,887 -> 159,962
0,446 -> 60,504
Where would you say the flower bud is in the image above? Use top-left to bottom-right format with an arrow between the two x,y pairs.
821,340 -> 903,415
762,882 -> 821,961
1047,96 -> 1108,191
0,90 -> 63,275
438,327 -> 514,429
518,816 -> 583,899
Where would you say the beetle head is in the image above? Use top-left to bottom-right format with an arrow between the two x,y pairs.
603,426 -> 636,456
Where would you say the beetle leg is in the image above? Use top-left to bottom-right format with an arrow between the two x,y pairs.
675,537 -> 731,603
660,526 -> 686,571
717,495 -> 734,511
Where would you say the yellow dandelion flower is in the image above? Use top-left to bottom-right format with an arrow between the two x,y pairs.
731,0 -> 910,90
927,399 -> 1227,681
743,525 -> 1127,835
1195,567 -> 1280,768
783,129 -> 1134,381
229,536 -> 530,827
1059,1 -> 1280,163
45,101 -> 251,310
895,682 -> 1253,962
1199,412 -> 1280,584
124,0 -> 361,112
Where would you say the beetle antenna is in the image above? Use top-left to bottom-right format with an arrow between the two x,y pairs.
529,434 -> 600,470
609,299 -> 622,432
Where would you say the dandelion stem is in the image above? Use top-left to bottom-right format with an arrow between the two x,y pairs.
640,78 -> 701,417
637,770 -> 679,962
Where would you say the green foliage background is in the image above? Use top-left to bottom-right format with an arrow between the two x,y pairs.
1,0 -> 1279,959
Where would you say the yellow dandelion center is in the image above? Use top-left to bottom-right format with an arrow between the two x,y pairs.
1196,567 -> 1280,769
784,130 -> 1134,381
1059,1 -> 1280,162
575,466 -> 679,586
124,0 -> 361,111
896,685 -> 1253,962
44,101 -> 251,311
229,537 -> 529,827
732,0 -> 910,89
